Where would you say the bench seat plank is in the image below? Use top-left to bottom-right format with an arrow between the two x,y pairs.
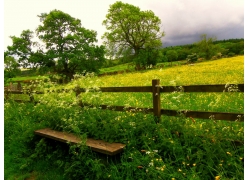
34,128 -> 126,156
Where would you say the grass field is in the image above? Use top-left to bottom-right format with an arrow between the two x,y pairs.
4,56 -> 244,179
7,75 -> 48,83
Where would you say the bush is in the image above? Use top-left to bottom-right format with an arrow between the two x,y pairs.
227,52 -> 236,57
186,53 -> 198,63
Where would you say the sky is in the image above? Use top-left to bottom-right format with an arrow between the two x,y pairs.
4,0 -> 244,50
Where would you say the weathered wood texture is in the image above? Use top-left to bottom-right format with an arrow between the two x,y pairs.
161,84 -> 244,92
75,86 -> 152,93
82,103 -> 243,121
100,86 -> 152,92
161,109 -> 244,121
4,90 -> 44,94
82,103 -> 153,113
34,128 -> 126,156
152,79 -> 161,122
76,84 -> 244,93
5,84 -> 244,95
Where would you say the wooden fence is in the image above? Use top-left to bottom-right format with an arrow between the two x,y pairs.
4,79 -> 244,123
4,80 -> 34,91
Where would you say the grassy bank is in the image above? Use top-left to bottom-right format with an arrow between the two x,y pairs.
4,56 -> 244,179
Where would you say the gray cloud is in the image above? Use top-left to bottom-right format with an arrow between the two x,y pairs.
4,0 -> 244,49
145,0 -> 244,46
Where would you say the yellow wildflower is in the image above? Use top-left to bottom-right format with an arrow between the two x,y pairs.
215,175 -> 220,180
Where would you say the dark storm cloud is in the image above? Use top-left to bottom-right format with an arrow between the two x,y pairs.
145,0 -> 244,46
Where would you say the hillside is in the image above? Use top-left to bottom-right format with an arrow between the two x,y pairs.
70,56 -> 244,87
5,56 -> 244,180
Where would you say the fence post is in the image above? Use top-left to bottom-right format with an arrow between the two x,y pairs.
17,82 -> 22,91
4,88 -> 9,100
152,79 -> 161,123
29,92 -> 34,102
9,82 -> 13,91
75,86 -> 83,107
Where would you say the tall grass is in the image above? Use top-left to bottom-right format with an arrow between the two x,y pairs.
4,56 -> 244,179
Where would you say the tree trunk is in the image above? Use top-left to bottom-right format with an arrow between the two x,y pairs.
134,47 -> 141,70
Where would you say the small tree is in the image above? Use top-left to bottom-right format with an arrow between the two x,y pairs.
186,53 -> 198,64
165,50 -> 178,66
195,34 -> 217,60
4,55 -> 21,84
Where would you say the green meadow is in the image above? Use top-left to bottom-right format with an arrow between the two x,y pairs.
4,56 -> 244,179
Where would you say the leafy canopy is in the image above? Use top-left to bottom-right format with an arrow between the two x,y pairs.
195,34 -> 217,60
165,50 -> 178,66
6,30 -> 46,69
102,1 -> 164,65
6,9 -> 105,79
36,9 -> 105,78
4,56 -> 20,83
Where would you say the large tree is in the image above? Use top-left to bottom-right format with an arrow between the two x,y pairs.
102,1 -> 164,67
6,10 -> 105,80
36,9 -> 105,79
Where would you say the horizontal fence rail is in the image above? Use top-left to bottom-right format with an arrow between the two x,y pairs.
99,86 -> 153,93
4,79 -> 244,122
161,109 -> 243,121
161,84 -> 244,93
81,103 -> 243,122
74,84 -> 244,93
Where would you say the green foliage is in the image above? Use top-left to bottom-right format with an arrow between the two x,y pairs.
5,99 -> 244,179
4,56 -> 21,84
4,57 -> 244,179
102,1 -> 164,66
219,40 -> 244,56
6,10 -> 105,81
194,34 -> 217,60
161,35 -> 242,62
36,9 -> 106,79
227,52 -> 236,57
186,53 -> 198,63
164,50 -> 178,65
134,48 -> 162,67
175,48 -> 189,61
6,30 -> 47,69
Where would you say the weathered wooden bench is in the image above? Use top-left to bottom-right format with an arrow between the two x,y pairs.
34,128 -> 126,156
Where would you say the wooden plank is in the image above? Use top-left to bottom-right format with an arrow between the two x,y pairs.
77,86 -> 152,93
152,79 -> 161,123
11,84 -> 243,94
4,90 -> 44,94
161,84 -> 244,93
100,86 -> 152,92
161,109 -> 244,121
34,128 -> 126,156
5,90 -> 24,94
82,103 -> 243,121
82,103 -> 153,113
76,84 -> 244,94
